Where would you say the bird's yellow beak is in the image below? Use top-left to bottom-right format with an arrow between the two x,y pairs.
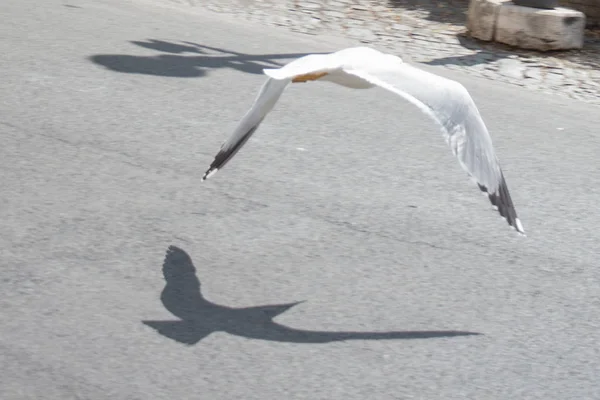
292,72 -> 329,83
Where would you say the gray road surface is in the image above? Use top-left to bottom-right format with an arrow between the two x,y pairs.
1,0 -> 600,399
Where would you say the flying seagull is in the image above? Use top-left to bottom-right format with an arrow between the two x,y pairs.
201,47 -> 525,235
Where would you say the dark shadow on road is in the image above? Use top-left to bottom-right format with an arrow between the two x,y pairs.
425,30 -> 600,70
89,39 -> 323,77
387,0 -> 469,26
423,34 -> 511,67
142,245 -> 481,345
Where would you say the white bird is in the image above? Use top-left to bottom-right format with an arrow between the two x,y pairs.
201,47 -> 525,235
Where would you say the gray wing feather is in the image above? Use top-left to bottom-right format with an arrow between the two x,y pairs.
202,77 -> 290,180
345,62 -> 524,234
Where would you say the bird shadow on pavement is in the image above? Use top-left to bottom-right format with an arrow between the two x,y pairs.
89,39 -> 323,78
142,245 -> 481,345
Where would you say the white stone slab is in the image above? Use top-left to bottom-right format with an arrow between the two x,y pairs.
466,0 -> 586,50
495,5 -> 586,50
467,0 -> 510,41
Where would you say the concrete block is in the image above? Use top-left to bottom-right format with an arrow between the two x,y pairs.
467,0 -> 509,41
495,5 -> 586,50
513,0 -> 558,9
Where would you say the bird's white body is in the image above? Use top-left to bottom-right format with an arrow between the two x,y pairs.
320,72 -> 375,89
266,47 -> 383,89
201,47 -> 525,235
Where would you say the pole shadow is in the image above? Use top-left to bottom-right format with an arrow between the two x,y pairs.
89,39 -> 325,78
142,245 -> 481,345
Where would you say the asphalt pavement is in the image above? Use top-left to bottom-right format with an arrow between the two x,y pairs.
1,0 -> 600,399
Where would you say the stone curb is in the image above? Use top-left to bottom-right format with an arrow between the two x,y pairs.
468,0 -> 586,51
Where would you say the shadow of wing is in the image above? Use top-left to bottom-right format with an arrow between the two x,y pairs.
142,320 -> 214,345
236,320 -> 481,344
162,245 -> 198,281
160,245 -> 210,321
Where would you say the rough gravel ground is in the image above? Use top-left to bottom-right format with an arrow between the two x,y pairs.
172,0 -> 600,105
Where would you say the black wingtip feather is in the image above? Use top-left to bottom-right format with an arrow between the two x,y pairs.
477,173 -> 525,235
201,125 -> 260,181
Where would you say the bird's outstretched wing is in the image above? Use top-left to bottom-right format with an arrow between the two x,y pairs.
201,53 -> 340,181
343,61 -> 524,235
201,78 -> 290,180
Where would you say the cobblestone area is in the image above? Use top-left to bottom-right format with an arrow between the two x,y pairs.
176,0 -> 600,104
